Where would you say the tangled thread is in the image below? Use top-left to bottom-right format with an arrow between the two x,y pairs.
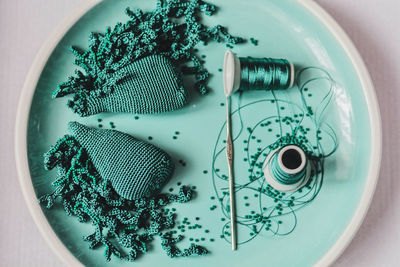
211,67 -> 338,245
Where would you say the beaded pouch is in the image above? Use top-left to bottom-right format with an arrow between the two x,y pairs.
39,122 -> 208,261
67,122 -> 175,199
54,55 -> 188,117
52,0 -> 245,117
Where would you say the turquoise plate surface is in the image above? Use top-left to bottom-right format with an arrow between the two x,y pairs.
16,0 -> 381,266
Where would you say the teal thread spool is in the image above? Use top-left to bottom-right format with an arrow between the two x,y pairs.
263,145 -> 310,192
223,50 -> 294,96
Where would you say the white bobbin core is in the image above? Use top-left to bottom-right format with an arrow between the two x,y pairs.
277,145 -> 307,175
223,50 -> 241,97
263,145 -> 310,192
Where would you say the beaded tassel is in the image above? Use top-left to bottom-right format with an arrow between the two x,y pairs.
54,0 -> 245,116
39,127 -> 208,262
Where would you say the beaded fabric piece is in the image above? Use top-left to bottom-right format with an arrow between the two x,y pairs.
65,55 -> 188,117
53,0 -> 245,116
39,125 -> 208,261
68,122 -> 174,200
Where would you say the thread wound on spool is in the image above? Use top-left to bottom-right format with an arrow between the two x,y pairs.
239,57 -> 292,91
264,145 -> 309,192
223,50 -> 293,96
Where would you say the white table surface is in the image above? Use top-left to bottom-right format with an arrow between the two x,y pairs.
1,0 -> 399,266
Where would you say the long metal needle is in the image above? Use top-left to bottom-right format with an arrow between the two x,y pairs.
225,96 -> 237,251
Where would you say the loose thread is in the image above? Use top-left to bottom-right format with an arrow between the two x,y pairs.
211,67 -> 338,245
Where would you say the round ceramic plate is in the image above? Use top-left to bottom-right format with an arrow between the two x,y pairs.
15,0 -> 381,266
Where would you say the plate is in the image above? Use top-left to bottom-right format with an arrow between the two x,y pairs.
15,0 -> 381,266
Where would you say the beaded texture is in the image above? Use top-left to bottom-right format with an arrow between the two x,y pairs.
54,0 -> 245,116
68,122 -> 175,200
66,55 -> 188,116
40,123 -> 208,261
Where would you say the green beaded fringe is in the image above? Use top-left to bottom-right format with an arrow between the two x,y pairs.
53,0 -> 245,116
39,135 -> 208,262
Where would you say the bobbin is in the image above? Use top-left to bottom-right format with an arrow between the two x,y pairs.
223,50 -> 295,97
263,145 -> 310,192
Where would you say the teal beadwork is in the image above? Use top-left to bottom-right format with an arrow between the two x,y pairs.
68,122 -> 174,200
68,55 -> 188,116
53,0 -> 245,117
39,125 -> 208,261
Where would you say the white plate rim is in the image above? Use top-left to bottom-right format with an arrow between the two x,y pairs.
14,1 -> 382,266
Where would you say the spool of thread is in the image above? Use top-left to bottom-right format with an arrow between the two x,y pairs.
263,145 -> 310,192
223,50 -> 294,96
